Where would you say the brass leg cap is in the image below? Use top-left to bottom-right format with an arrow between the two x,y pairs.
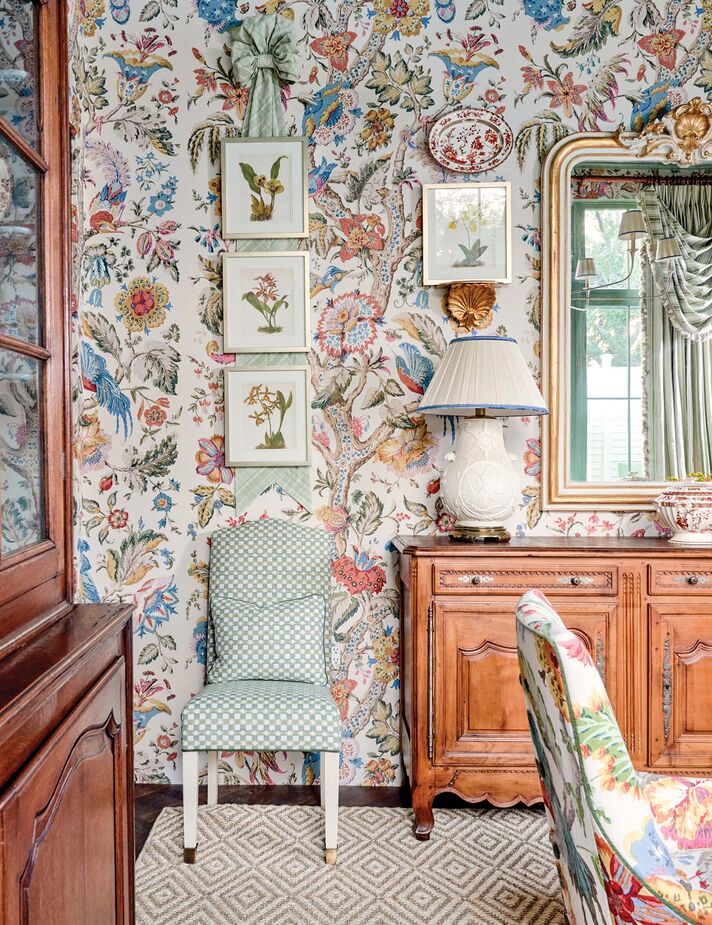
325,848 -> 337,865
184,846 -> 197,864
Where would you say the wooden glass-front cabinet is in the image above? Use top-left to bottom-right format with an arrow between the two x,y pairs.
395,536 -> 712,840
0,605 -> 134,924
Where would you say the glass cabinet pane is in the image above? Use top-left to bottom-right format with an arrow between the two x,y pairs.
0,140 -> 40,343
0,0 -> 38,145
0,347 -> 45,554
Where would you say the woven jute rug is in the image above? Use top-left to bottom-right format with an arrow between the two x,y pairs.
135,804 -> 565,925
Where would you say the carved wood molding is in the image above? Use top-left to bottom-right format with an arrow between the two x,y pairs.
617,97 -> 712,167
446,283 -> 496,333
459,639 -> 517,662
621,571 -> 642,753
20,714 -> 119,909
439,568 -> 614,591
676,639 -> 712,666
446,768 -> 538,788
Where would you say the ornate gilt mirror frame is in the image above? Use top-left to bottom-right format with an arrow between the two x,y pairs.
541,98 -> 712,510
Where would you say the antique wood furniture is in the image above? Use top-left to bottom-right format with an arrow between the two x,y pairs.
0,604 -> 134,924
395,535 -> 712,839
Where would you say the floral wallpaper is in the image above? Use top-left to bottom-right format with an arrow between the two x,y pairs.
69,0 -> 712,784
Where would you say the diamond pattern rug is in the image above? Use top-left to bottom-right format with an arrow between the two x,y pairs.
135,804 -> 565,924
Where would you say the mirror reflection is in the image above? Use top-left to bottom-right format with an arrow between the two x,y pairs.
569,161 -> 712,483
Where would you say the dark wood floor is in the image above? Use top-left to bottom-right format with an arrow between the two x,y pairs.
134,784 -> 469,857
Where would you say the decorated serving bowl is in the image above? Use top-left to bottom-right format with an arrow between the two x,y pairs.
653,480 -> 712,545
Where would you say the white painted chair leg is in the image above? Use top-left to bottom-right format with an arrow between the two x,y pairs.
323,750 -> 339,864
207,750 -> 218,806
320,752 -> 326,809
183,750 -> 199,863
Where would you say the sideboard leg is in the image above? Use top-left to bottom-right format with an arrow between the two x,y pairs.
412,787 -> 435,840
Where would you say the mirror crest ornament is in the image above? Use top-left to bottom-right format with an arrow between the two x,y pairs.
616,97 -> 712,167
542,98 -> 712,510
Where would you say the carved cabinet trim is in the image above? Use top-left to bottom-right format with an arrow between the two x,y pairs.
394,536 -> 712,840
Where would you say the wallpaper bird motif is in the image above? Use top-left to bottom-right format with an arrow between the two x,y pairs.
67,0 -> 712,784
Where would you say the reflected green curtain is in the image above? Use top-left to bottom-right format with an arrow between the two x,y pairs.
639,185 -> 712,478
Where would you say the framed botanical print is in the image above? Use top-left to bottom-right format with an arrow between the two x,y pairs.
422,181 -> 511,285
221,137 -> 308,239
223,251 -> 310,353
224,365 -> 311,467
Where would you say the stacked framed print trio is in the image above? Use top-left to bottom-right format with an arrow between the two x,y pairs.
221,136 -> 311,468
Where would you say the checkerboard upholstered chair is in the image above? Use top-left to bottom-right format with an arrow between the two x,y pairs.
516,589 -> 712,925
180,519 -> 342,864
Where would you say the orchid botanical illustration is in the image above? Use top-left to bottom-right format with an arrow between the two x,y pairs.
449,202 -> 490,268
244,384 -> 293,449
239,156 -> 286,221
242,273 -> 288,334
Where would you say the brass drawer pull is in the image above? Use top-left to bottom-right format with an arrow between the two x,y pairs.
471,576 -> 481,586
687,576 -> 699,585
571,577 -> 582,586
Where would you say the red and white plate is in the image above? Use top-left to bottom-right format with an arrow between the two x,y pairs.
428,108 -> 513,174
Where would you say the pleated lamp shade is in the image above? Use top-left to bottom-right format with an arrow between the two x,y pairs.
419,336 -> 548,418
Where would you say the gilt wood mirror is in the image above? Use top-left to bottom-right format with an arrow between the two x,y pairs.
542,98 -> 712,510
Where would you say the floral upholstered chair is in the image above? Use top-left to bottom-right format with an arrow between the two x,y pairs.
516,589 -> 712,925
181,519 -> 342,864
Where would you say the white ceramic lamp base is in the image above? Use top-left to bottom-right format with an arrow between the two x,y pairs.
441,417 -> 519,542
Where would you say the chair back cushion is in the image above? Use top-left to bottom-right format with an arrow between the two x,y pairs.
208,593 -> 327,684
516,590 -> 692,925
207,520 -> 333,676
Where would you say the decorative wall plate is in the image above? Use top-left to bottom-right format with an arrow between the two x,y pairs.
428,108 -> 513,174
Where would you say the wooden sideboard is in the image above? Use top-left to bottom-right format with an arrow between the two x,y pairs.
0,604 -> 134,924
394,535 -> 712,839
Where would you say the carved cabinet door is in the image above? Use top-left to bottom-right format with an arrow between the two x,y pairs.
649,603 -> 712,769
0,659 -> 131,925
433,600 -> 617,767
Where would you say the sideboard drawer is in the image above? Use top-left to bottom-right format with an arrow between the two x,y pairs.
649,562 -> 712,595
433,559 -> 617,596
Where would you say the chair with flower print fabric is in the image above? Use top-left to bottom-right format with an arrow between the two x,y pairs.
180,519 -> 342,864
516,589 -> 712,925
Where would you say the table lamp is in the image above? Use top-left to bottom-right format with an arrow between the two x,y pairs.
418,335 -> 548,542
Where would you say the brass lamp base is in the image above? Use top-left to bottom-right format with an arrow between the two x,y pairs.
449,525 -> 511,543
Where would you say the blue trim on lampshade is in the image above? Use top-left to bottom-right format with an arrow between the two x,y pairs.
450,335 -> 517,344
419,402 -> 549,414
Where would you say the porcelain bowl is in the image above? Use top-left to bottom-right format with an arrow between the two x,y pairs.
653,482 -> 712,545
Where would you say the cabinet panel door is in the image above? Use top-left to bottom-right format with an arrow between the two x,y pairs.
433,600 -> 616,767
649,604 -> 712,769
0,658 -> 130,925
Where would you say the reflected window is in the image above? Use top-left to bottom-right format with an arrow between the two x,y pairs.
570,200 -> 644,482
